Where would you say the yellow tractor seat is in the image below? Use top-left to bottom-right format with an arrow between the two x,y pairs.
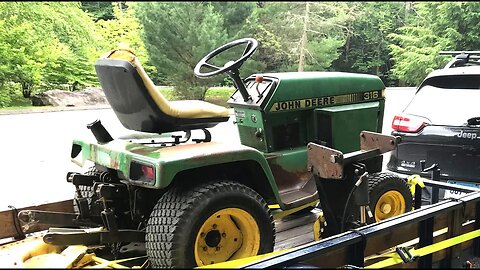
95,48 -> 230,133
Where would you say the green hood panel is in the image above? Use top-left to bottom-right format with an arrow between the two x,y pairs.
264,72 -> 384,112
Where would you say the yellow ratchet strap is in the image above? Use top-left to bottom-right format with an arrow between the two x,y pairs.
365,229 -> 480,268
407,174 -> 426,195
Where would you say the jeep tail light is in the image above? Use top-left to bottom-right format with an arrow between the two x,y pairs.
392,114 -> 427,133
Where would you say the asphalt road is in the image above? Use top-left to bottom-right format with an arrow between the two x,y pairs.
0,87 -> 416,210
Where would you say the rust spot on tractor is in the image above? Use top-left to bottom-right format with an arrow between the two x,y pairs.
127,144 -> 162,159
110,153 -> 120,169
267,162 -> 311,193
90,144 -> 98,160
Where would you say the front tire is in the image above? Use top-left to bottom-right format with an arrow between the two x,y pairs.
368,172 -> 413,222
145,181 -> 275,268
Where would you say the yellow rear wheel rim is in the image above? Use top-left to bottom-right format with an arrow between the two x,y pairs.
194,208 -> 260,266
374,190 -> 406,222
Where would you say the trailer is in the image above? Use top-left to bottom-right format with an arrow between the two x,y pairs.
2,175 -> 480,268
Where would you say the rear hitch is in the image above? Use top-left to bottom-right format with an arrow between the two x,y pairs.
43,227 -> 145,246
17,210 -> 97,229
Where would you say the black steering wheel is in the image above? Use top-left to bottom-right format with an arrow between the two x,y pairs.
194,38 -> 258,102
194,38 -> 258,78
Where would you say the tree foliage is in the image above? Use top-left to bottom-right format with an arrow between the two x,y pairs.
1,1 -> 480,107
235,2 -> 349,74
388,2 -> 480,85
135,2 -> 228,99
95,2 -> 154,74
0,1 -> 99,105
80,1 -> 117,22
332,2 -> 406,85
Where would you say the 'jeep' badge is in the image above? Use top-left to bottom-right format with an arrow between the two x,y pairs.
455,130 -> 478,140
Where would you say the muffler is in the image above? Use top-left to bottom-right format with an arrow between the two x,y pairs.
87,119 -> 113,143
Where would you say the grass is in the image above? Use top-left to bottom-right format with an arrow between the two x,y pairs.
0,86 -> 236,111
204,87 -> 235,107
0,105 -> 38,111
0,102 -> 36,111
158,87 -> 234,107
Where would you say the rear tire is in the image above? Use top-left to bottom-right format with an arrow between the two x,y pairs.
145,181 -> 275,268
368,172 -> 413,222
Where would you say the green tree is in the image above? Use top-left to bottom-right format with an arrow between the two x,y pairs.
0,18 -> 48,106
388,2 -> 480,86
332,2 -> 406,85
235,3 -> 289,75
0,2 -> 100,95
0,3 -> 67,105
80,1 -> 118,22
95,2 -> 154,74
238,2 -> 349,73
210,2 -> 256,39
135,2 -> 228,99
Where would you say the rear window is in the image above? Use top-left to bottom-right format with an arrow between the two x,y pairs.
404,75 -> 480,126
423,74 -> 480,89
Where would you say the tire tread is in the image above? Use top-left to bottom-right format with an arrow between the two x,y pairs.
146,181 -> 275,268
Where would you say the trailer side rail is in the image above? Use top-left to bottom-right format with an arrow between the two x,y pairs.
241,180 -> 480,268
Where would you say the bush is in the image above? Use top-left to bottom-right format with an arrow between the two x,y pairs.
0,88 -> 12,108
0,83 -> 31,108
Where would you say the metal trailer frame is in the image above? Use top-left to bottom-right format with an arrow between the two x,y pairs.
240,179 -> 480,269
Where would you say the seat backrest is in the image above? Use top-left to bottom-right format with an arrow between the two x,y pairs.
95,50 -> 229,133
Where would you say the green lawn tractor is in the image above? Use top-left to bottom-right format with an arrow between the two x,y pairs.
18,38 -> 412,268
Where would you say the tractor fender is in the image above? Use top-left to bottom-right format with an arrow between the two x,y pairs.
71,139 -> 284,208
157,142 -> 283,207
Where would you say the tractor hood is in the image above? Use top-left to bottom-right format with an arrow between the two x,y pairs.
227,71 -> 385,112
227,71 -> 386,154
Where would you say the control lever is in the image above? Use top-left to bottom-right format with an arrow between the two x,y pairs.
255,75 -> 264,98
354,171 -> 369,225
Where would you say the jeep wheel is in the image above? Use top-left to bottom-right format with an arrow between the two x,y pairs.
368,172 -> 413,222
145,181 -> 275,268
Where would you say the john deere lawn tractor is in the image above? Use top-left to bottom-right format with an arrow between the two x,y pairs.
18,38 -> 412,268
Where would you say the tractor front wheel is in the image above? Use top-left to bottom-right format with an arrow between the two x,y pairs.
145,181 -> 275,268
368,172 -> 413,222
